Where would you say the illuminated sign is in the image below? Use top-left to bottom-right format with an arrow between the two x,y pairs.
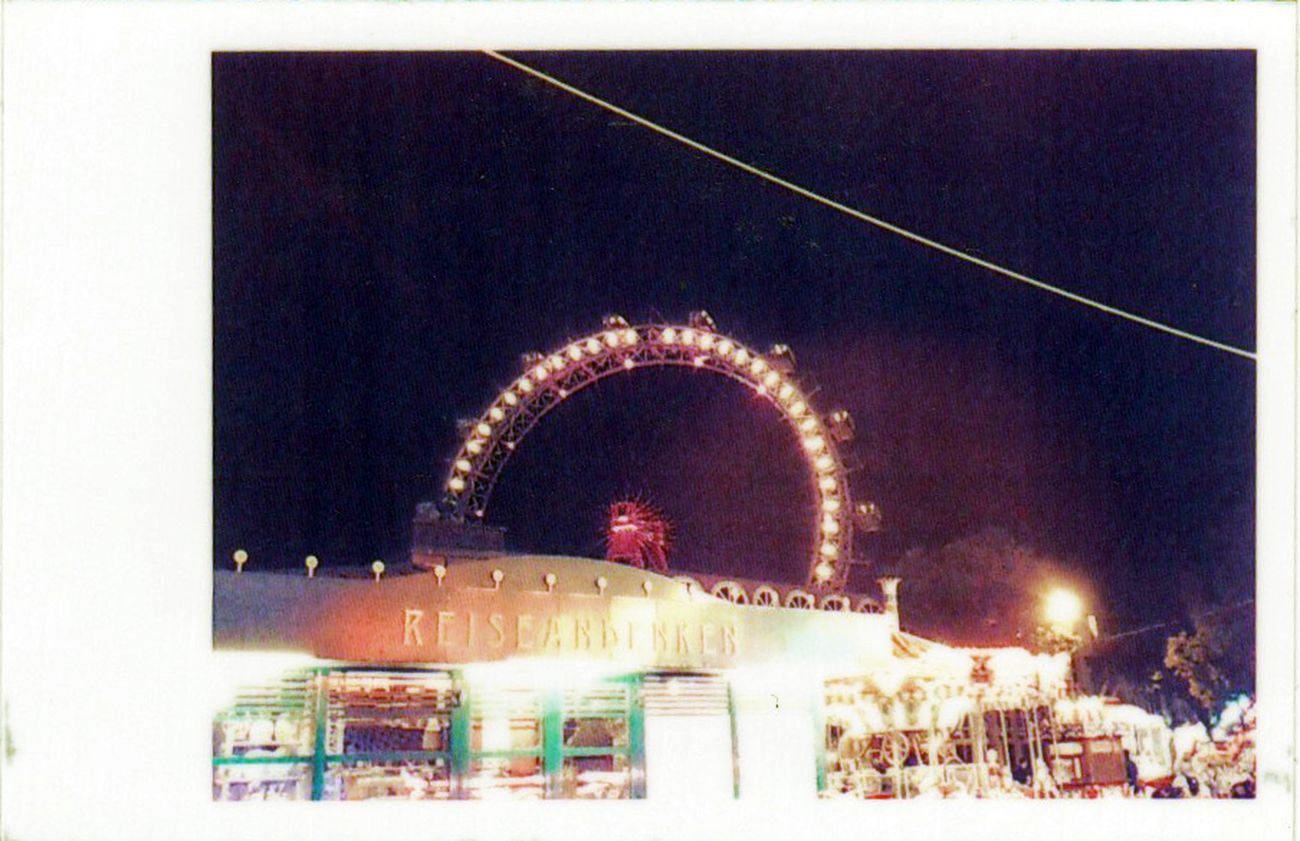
400,608 -> 738,657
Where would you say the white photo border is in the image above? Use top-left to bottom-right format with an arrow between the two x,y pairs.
1,3 -> 1294,840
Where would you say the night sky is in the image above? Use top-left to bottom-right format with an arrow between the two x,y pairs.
213,51 -> 1254,632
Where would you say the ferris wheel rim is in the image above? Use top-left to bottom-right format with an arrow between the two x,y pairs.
439,319 -> 857,590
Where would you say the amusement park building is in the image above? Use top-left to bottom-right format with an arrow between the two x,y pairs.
212,552 -> 1171,801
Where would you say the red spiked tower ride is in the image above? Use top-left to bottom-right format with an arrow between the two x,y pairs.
605,500 -> 671,574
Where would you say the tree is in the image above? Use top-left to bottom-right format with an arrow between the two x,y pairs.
1164,605 -> 1254,722
891,527 -> 1091,648
1095,669 -> 1200,724
1034,625 -> 1082,656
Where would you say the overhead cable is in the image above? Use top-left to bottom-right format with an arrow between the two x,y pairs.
483,50 -> 1256,362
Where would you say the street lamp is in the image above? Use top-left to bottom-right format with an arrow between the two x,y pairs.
1044,588 -> 1083,632
1040,587 -> 1088,693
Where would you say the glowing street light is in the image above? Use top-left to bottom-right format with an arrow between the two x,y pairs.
1044,587 -> 1083,630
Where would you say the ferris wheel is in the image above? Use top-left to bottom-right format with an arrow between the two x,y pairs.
439,312 -> 863,592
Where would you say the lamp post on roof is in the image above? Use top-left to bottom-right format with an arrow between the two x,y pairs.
1038,587 -> 1087,692
879,576 -> 902,631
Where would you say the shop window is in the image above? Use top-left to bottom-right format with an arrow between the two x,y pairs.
326,758 -> 452,801
470,716 -> 542,752
323,669 -> 457,801
467,687 -> 545,799
214,670 -> 316,759
563,716 -> 629,750
213,762 -> 312,802
559,681 -> 637,799
560,754 -> 632,799
467,757 -> 546,799
213,670 -> 317,801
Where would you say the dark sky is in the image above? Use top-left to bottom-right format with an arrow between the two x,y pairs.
213,51 -> 1254,630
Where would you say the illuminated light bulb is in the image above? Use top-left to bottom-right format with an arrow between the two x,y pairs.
604,331 -> 619,347
681,329 -> 696,346
504,441 -> 516,451
661,327 -> 677,343
533,365 -> 549,382
557,388 -> 569,398
693,356 -> 706,368
822,516 -> 840,535
799,417 -> 817,433
819,542 -> 839,559
623,329 -> 639,346
819,476 -> 837,492
567,345 -> 583,361
755,385 -> 767,396
778,383 -> 795,402
585,338 -> 601,354
518,378 -> 534,394
751,357 -> 768,375
814,562 -> 834,581
716,338 -> 733,356
503,391 -> 519,406
822,498 -> 841,514
815,454 -> 834,472
698,333 -> 715,351
763,371 -> 780,389
734,348 -> 750,365
448,476 -> 466,492
466,440 -> 483,455
454,459 -> 471,473
623,358 -> 635,369
1045,588 -> 1084,628
548,355 -> 565,371
489,406 -> 505,421
476,422 -> 492,437
790,401 -> 807,417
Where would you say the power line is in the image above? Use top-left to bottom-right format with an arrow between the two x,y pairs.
483,50 -> 1256,362
1100,598 -> 1255,642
